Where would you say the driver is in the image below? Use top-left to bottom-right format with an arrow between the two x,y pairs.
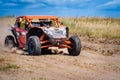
20,18 -> 25,29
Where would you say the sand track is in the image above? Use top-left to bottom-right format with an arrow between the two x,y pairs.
0,19 -> 120,80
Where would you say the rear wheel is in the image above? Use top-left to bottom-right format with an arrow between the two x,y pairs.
28,36 -> 41,55
4,35 -> 15,49
68,36 -> 81,56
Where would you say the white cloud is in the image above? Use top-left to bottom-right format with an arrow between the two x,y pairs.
20,0 -> 37,3
104,0 -> 120,6
99,0 -> 120,8
44,0 -> 92,5
97,0 -> 120,9
25,3 -> 45,8
44,0 -> 65,5
4,3 -> 17,6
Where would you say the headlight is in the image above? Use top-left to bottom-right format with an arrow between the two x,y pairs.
61,28 -> 66,36
44,28 -> 53,35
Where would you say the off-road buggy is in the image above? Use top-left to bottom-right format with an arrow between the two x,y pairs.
5,16 -> 81,56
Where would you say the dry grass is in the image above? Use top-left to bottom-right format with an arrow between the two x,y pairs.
0,17 -> 120,38
60,17 -> 120,38
0,57 -> 20,71
0,64 -> 20,71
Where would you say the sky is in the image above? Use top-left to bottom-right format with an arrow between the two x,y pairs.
0,0 -> 120,17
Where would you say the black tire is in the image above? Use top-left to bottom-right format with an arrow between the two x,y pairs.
68,36 -> 81,56
28,36 -> 41,55
4,35 -> 15,49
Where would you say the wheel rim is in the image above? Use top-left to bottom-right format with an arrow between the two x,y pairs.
69,39 -> 75,50
29,42 -> 35,53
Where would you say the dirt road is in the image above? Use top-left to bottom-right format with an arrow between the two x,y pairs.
0,18 -> 120,80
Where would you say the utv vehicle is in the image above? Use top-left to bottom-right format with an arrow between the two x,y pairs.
5,16 -> 81,56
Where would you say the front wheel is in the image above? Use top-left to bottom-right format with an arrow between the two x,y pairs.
68,36 -> 81,56
28,36 -> 41,55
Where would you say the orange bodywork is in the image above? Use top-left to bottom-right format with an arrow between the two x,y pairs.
40,40 -> 72,49
17,15 -> 59,22
16,15 -> 61,28
25,16 -> 58,20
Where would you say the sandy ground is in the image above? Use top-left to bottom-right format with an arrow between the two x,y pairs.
0,18 -> 120,80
